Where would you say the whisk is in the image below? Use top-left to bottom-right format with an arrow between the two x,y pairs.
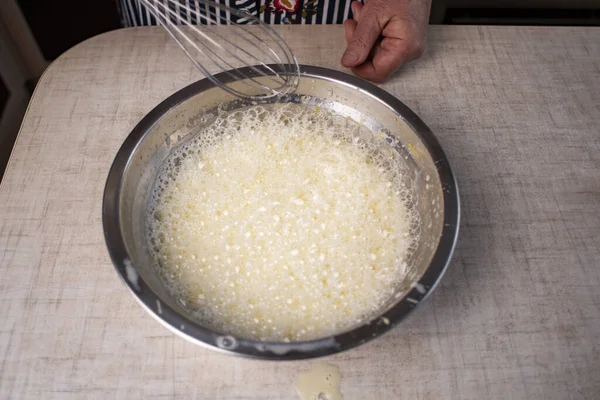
140,0 -> 300,101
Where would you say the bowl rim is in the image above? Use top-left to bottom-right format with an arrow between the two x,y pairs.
102,64 -> 460,360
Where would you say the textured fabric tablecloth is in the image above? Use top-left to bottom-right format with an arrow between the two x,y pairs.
1,25 -> 599,399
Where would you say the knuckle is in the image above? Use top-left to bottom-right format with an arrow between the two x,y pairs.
395,43 -> 412,60
411,40 -> 427,58
397,17 -> 428,57
399,33 -> 427,59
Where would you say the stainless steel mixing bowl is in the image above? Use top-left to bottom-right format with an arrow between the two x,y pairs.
103,65 -> 459,360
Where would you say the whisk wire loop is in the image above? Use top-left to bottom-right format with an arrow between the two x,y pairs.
141,0 -> 299,100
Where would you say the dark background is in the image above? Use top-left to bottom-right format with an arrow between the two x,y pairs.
0,81 -> 8,119
17,0 -> 121,61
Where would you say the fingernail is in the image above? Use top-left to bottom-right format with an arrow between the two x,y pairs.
342,51 -> 360,66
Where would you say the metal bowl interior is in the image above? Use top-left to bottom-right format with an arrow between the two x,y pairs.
103,65 -> 459,360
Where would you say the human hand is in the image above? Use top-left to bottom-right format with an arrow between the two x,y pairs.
341,0 -> 431,83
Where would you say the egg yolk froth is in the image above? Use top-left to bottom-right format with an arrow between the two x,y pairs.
147,104 -> 420,342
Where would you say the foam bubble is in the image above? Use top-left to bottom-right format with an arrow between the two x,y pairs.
146,103 -> 420,341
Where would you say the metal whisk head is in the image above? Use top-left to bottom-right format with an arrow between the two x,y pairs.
140,0 -> 300,101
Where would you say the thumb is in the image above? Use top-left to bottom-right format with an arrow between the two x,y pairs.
341,8 -> 382,68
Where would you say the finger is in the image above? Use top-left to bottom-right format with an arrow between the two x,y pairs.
352,38 -> 411,82
351,47 -> 407,83
341,6 -> 384,68
351,1 -> 363,22
344,19 -> 358,43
